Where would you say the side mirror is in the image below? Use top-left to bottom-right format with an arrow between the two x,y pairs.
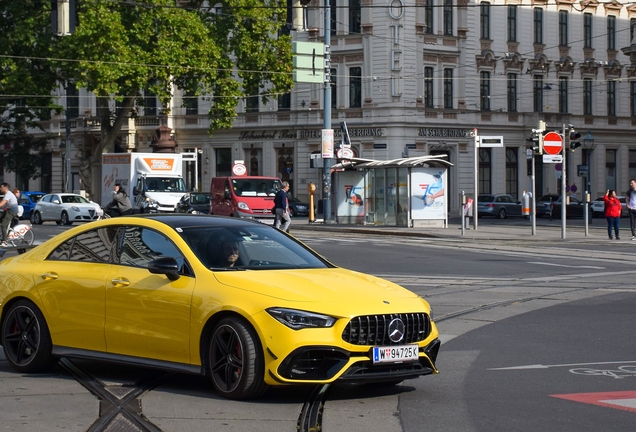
133,187 -> 140,196
148,257 -> 181,281
53,199 -> 60,204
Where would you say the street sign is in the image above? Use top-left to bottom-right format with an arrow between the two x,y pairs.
336,148 -> 354,159
543,131 -> 563,155
543,154 -> 563,163
477,136 -> 504,147
292,41 -> 325,84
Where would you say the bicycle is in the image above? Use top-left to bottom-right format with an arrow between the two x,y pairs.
6,222 -> 35,246
91,207 -> 111,221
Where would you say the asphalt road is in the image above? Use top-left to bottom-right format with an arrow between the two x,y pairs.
1,221 -> 635,431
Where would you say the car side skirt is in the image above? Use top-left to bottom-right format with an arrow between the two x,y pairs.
52,346 -> 203,375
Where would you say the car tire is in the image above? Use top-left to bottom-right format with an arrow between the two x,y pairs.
29,211 -> 35,224
208,317 -> 267,400
33,211 -> 43,225
1,299 -> 58,373
497,208 -> 507,219
61,211 -> 72,226
289,207 -> 296,217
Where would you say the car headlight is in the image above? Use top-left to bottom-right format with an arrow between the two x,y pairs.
238,201 -> 250,211
297,205 -> 307,211
71,206 -> 80,212
266,308 -> 336,330
145,198 -> 159,207
190,210 -> 202,214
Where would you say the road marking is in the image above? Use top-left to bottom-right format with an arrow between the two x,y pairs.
527,261 -> 605,269
488,360 -> 636,370
551,391 -> 636,414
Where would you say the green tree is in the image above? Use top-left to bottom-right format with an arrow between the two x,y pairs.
0,0 -> 60,186
53,0 -> 293,199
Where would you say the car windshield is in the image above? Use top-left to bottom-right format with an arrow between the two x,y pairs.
233,179 -> 281,197
29,193 -> 45,202
146,177 -> 186,192
61,195 -> 90,204
178,224 -> 331,270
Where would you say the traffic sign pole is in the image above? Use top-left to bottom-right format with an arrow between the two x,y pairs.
561,124 -> 567,239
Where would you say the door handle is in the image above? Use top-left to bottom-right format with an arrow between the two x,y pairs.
41,272 -> 59,280
111,278 -> 130,287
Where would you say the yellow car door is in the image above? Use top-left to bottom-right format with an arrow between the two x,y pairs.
105,226 -> 195,365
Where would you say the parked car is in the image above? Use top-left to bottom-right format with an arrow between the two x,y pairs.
288,194 -> 310,217
0,215 -> 440,400
536,194 -> 585,218
477,194 -> 522,219
18,191 -> 46,221
175,192 -> 211,214
32,193 -> 103,225
590,196 -> 627,218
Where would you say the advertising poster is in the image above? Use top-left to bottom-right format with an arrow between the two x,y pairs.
410,168 -> 447,220
336,171 -> 365,223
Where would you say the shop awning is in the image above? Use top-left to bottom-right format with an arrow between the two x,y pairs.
332,155 -> 453,171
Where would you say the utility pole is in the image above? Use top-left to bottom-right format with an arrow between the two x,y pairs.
322,2 -> 333,223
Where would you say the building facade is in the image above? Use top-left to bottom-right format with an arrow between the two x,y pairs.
9,0 -> 636,221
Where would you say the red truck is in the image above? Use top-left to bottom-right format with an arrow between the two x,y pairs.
209,176 -> 282,219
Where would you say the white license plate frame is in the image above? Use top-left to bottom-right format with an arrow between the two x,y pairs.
372,344 -> 419,364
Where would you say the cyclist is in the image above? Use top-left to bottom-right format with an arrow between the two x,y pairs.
0,183 -> 19,247
105,183 -> 133,217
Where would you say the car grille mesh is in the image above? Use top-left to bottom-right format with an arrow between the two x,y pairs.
342,313 -> 430,346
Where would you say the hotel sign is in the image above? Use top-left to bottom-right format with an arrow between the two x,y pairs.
238,128 -> 384,140
418,128 -> 472,138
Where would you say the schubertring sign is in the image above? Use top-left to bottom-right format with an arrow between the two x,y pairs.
238,128 -> 384,140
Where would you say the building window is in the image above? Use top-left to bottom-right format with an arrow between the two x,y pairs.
480,2 -> 490,40
277,92 -> 290,111
184,91 -> 198,115
583,78 -> 593,115
330,0 -> 337,36
584,13 -> 593,48
607,15 -> 616,50
480,71 -> 491,111
606,149 -> 616,192
479,148 -> 491,195
144,89 -> 157,116
507,5 -> 517,42
632,18 -> 636,45
66,82 -> 79,119
277,147 -> 294,192
507,73 -> 517,112
443,0 -> 453,36
331,68 -> 337,109
559,10 -> 568,46
425,67 -> 434,108
607,80 -> 616,116
558,77 -> 568,114
631,81 -> 636,117
629,150 -> 636,181
506,148 -> 518,200
249,149 -> 261,176
425,0 -> 434,34
534,8 -> 543,44
215,148 -> 232,177
443,68 -> 453,109
349,0 -> 361,34
533,75 -> 544,112
350,67 -> 362,108
246,85 -> 259,113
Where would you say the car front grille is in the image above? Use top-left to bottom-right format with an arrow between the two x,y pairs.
342,313 -> 430,346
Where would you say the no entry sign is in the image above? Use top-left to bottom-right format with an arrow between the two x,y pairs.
543,132 -> 563,155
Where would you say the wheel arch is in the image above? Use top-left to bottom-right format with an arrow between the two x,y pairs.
0,295 -> 45,339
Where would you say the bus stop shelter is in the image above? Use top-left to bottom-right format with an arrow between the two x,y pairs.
331,155 -> 453,228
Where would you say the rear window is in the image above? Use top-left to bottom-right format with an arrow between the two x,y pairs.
479,195 -> 494,203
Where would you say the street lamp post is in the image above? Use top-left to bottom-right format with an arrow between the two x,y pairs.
59,142 -> 66,193
582,131 -> 595,235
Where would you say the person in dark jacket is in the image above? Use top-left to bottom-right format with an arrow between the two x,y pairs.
603,189 -> 622,240
274,181 -> 291,232
106,183 -> 133,217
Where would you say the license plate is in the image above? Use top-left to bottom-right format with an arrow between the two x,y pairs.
372,345 -> 419,364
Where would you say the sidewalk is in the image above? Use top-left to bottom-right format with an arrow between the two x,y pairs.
291,216 -> 622,243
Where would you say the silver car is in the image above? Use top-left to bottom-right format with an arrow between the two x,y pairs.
477,194 -> 522,219
590,196 -> 627,218
32,193 -> 103,225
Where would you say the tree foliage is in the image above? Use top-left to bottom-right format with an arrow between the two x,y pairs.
1,0 -> 293,197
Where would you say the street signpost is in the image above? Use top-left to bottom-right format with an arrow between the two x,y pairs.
543,131 -> 563,155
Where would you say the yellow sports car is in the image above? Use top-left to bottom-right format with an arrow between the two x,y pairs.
0,215 -> 439,400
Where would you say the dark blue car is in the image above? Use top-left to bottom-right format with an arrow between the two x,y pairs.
18,191 -> 46,221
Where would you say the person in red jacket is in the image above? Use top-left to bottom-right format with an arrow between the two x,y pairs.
603,189 -> 622,240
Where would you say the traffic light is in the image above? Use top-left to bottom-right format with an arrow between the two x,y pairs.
527,130 -> 545,154
569,131 -> 582,151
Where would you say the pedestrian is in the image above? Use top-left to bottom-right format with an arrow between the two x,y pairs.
0,183 -> 20,247
11,188 -> 22,226
105,183 -> 133,217
603,189 -> 622,240
274,181 -> 291,233
627,179 -> 636,240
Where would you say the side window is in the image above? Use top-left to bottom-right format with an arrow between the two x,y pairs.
117,227 -> 189,274
48,227 -> 119,262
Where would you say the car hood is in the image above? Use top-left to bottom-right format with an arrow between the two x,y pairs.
213,268 -> 423,313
